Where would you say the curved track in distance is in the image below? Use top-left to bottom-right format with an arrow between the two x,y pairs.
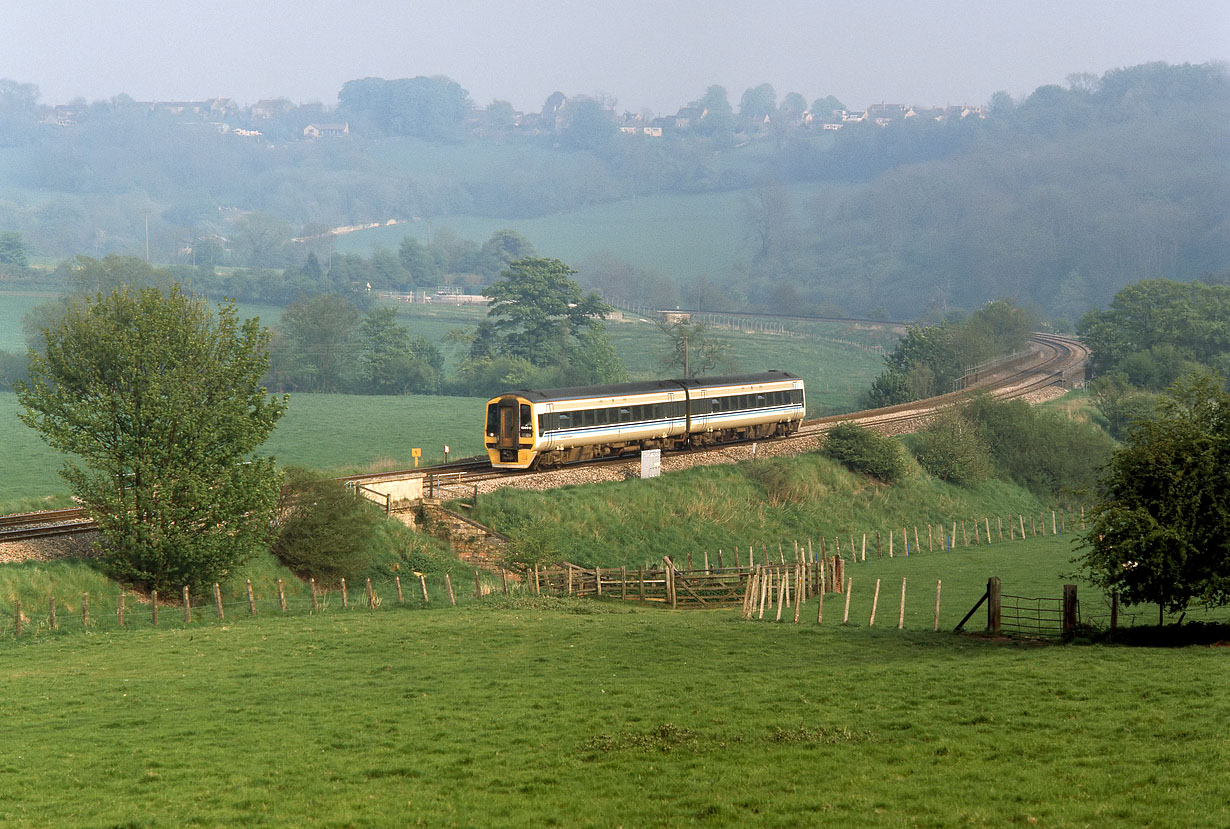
0,334 -> 1088,542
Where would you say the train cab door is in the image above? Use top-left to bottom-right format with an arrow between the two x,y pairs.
496,398 -> 519,462
495,397 -> 531,464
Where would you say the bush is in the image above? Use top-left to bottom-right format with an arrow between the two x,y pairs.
965,395 -> 1115,498
820,422 -> 907,483
910,408 -> 991,486
271,467 -> 382,582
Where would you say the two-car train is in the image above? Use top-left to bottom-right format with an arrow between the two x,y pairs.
484,371 -> 805,470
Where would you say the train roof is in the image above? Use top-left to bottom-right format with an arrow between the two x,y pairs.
497,371 -> 802,404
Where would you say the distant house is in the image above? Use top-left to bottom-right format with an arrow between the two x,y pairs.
250,98 -> 293,120
42,105 -> 78,127
672,106 -> 706,129
303,122 -> 350,138
643,126 -> 663,137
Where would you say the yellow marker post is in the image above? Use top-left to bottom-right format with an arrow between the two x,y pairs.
411,447 -> 421,468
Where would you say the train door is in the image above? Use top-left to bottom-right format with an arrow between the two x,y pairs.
495,398 -> 520,463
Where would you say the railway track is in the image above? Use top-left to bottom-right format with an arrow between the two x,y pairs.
0,507 -> 94,542
0,334 -> 1088,542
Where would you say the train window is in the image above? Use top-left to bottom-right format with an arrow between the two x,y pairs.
559,413 -> 571,429
618,408 -> 631,422
486,404 -> 498,437
520,404 -> 532,437
756,394 -> 766,407
711,398 -> 722,411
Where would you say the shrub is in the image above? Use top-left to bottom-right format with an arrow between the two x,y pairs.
271,467 -> 382,582
910,408 -> 991,486
820,422 -> 907,483
965,395 -> 1115,498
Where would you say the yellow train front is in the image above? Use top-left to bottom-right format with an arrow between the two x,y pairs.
485,371 -> 805,470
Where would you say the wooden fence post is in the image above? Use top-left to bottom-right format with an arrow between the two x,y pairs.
13,598 -> 20,638
419,573 -> 429,604
793,566 -> 802,624
82,592 -> 89,629
621,566 -> 627,600
929,524 -> 933,552
396,576 -> 404,604
1110,591 -> 1119,631
987,577 -> 1001,634
214,583 -> 224,619
1062,584 -> 1078,634
869,579 -> 881,627
366,577 -> 375,609
118,592 -> 125,627
934,580 -> 942,631
247,579 -> 256,615
341,578 -> 349,610
843,579 -> 852,624
445,573 -> 456,606
183,586 -> 191,624
501,567 -> 509,595
310,578 -> 319,614
474,570 -> 483,599
898,578 -> 907,629
595,566 -> 602,596
152,590 -> 158,627
276,579 -> 286,612
816,567 -> 824,624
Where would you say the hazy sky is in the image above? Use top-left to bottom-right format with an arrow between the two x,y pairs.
5,0 -> 1227,113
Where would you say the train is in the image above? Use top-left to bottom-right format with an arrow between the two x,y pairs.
484,371 -> 805,470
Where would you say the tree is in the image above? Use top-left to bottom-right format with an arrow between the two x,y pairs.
279,294 -> 360,392
357,306 -> 440,393
271,467 -> 381,582
0,230 -> 28,267
231,213 -> 294,268
559,96 -> 616,152
1078,373 -> 1230,624
654,316 -> 733,378
16,283 -> 285,593
473,257 -> 613,368
739,83 -> 777,124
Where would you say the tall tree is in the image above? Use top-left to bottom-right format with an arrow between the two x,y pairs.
654,316 -> 733,378
16,282 -> 285,592
739,83 -> 777,123
1078,373 -> 1230,624
357,306 -> 441,393
279,294 -> 360,392
473,257 -> 611,367
0,230 -> 28,267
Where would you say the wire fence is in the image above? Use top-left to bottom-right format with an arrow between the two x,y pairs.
1,569 -> 526,642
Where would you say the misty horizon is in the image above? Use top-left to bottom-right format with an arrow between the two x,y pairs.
2,0 -> 1226,115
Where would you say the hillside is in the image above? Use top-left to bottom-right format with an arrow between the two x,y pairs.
1,63 -> 1224,322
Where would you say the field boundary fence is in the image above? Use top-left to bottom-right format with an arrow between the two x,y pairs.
955,577 -> 1081,638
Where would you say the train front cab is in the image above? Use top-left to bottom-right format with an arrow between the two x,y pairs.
485,394 -> 537,468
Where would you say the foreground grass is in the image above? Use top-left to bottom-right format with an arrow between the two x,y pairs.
1,596 -> 1227,827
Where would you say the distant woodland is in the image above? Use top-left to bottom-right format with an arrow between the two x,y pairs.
0,62 -> 1226,320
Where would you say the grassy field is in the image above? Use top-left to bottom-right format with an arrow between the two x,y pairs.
334,183 -> 845,281
1,538 -> 1227,827
0,392 -> 487,509
1,287 -> 890,507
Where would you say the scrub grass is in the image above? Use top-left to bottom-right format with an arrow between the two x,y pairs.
0,588 -> 1227,827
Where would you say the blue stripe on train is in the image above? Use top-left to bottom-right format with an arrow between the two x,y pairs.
540,406 -> 802,441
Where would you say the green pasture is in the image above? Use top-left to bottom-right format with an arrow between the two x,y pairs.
0,391 -> 487,509
1,553 -> 1227,826
336,188 -> 762,279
